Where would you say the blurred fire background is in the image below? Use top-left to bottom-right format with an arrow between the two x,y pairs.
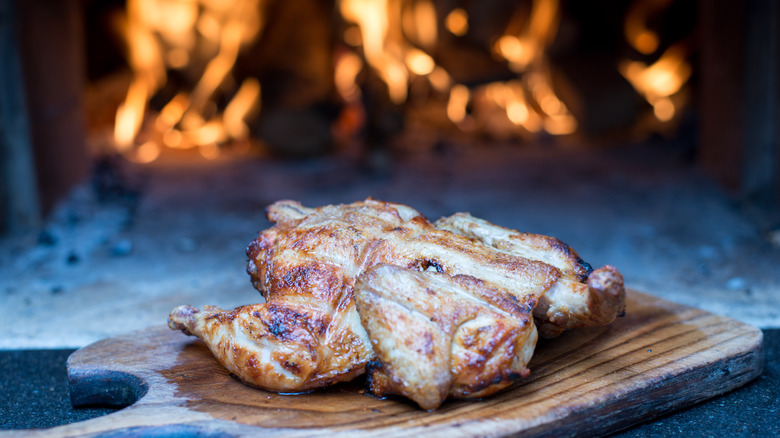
2,0 -> 778,228
0,1 -> 740,218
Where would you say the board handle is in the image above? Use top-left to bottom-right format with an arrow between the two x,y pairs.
67,368 -> 148,408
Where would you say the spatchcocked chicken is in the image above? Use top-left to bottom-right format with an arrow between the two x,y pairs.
168,199 -> 625,409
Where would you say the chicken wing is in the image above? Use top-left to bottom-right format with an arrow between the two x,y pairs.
436,212 -> 625,337
354,264 -> 538,410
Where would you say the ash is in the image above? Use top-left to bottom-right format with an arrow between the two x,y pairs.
1,141 -> 779,348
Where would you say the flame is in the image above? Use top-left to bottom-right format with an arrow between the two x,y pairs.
335,51 -> 365,102
340,0 -> 446,105
624,0 -> 672,55
223,78 -> 261,140
133,141 -> 161,163
482,81 -> 543,133
114,78 -> 150,151
114,0 -> 265,161
495,0 -> 560,72
340,0 -> 406,104
403,0 -> 437,49
619,43 -> 691,121
428,66 -> 451,93
489,0 -> 575,136
186,21 -> 243,120
445,8 -> 468,36
405,48 -> 435,75
447,84 -> 470,124
621,0 -> 689,123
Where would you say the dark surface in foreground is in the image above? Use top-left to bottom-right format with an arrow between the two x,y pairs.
0,329 -> 777,436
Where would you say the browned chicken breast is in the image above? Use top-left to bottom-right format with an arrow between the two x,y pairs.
355,265 -> 538,410
168,198 -> 625,401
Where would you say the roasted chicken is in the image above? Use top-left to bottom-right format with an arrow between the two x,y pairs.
168,199 -> 625,405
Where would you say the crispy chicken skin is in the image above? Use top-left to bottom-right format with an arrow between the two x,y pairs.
436,212 -> 625,337
355,265 -> 538,410
168,198 -> 625,398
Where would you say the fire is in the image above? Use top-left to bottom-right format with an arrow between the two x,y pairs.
487,0 -> 576,136
621,0 -> 691,124
624,0 -> 673,55
619,43 -> 691,122
109,0 -> 691,159
114,0 -> 265,162
338,0 -> 445,105
447,85 -> 470,124
445,8 -> 468,37
495,0 -> 560,72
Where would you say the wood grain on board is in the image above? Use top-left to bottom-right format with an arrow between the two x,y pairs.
23,290 -> 765,437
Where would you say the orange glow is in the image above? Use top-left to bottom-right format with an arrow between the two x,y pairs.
484,82 -> 508,108
133,141 -> 161,163
158,93 -> 189,129
428,66 -> 451,92
190,120 -> 226,146
506,100 -> 529,125
166,48 -> 190,68
162,129 -> 184,148
335,51 -> 364,101
412,0 -> 437,49
624,0 -> 672,55
114,78 -> 149,151
445,8 -> 469,36
401,0 -> 437,50
528,0 -> 559,48
343,26 -> 362,46
619,43 -> 691,121
223,78 -> 261,140
496,35 -> 535,71
652,96 -> 675,121
489,81 -> 544,133
199,143 -> 220,159
544,113 -> 577,135
447,84 -> 470,123
495,0 -> 560,71
406,49 -> 435,76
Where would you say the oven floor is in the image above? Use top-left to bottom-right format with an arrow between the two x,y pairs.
1,141 -> 779,348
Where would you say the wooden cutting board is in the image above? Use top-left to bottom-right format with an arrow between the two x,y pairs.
41,290 -> 766,437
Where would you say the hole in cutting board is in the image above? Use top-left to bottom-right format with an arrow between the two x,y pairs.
68,369 -> 148,408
